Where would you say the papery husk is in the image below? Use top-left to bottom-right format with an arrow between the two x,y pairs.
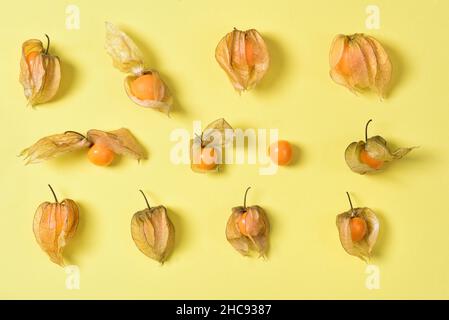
226,206 -> 270,257
33,199 -> 79,266
189,118 -> 233,173
189,138 -> 219,173
87,128 -> 146,161
336,207 -> 379,262
202,118 -> 233,147
329,33 -> 392,97
124,71 -> 173,114
131,205 -> 175,263
19,39 -> 61,106
345,136 -> 417,174
104,21 -> 145,75
215,28 -> 270,92
366,36 -> 392,97
20,131 -> 91,164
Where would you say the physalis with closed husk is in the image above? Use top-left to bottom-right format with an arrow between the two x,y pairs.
131,190 -> 175,264
345,119 -> 417,174
33,185 -> 79,266
336,192 -> 379,262
105,22 -> 172,114
20,128 -> 145,166
226,187 -> 270,258
19,34 -> 61,106
329,33 -> 392,98
190,118 -> 233,173
215,28 -> 270,92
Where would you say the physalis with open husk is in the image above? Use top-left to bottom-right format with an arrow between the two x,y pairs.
190,118 -> 233,173
226,187 -> 270,258
33,185 -> 79,266
20,128 -> 145,166
131,190 -> 175,264
105,22 -> 172,114
215,28 -> 270,92
345,119 -> 417,174
19,34 -> 61,106
336,192 -> 379,262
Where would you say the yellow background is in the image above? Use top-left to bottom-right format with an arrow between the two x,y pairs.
0,0 -> 448,299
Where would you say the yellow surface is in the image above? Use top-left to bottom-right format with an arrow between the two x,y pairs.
0,0 -> 448,299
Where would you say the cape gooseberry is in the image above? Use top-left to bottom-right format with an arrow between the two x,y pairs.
268,140 -> 293,165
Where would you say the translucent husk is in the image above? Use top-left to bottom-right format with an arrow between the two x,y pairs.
329,33 -> 392,97
202,118 -> 234,147
215,28 -> 270,92
190,118 -> 233,173
189,139 -> 219,173
87,128 -> 146,161
20,128 -> 145,164
336,207 -> 379,262
19,38 -> 61,106
104,21 -> 144,74
124,71 -> 172,114
20,131 -> 91,164
105,22 -> 173,114
345,136 -> 417,174
226,205 -> 270,257
130,193 -> 175,264
33,186 -> 79,266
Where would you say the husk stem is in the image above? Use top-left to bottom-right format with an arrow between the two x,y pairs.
139,190 -> 151,210
64,131 -> 87,140
346,192 -> 354,217
243,187 -> 251,210
44,34 -> 50,55
48,184 -> 58,203
365,119 -> 373,142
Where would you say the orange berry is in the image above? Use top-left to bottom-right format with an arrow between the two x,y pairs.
130,74 -> 157,101
350,216 -> 367,242
269,140 -> 293,166
198,147 -> 218,171
237,211 -> 248,235
360,149 -> 384,169
192,147 -> 218,171
26,51 -> 40,66
245,37 -> 256,67
87,143 -> 115,166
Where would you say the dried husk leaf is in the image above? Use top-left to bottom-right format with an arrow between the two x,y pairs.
366,136 -> 416,160
336,207 -> 379,262
215,28 -> 270,92
202,118 -> 234,147
131,206 -> 175,263
20,131 -> 91,164
87,128 -> 146,161
124,71 -> 173,114
356,36 -> 378,88
226,206 -> 270,257
329,35 -> 350,89
365,36 -> 392,97
329,33 -> 391,97
104,22 -> 144,74
345,136 -> 417,174
19,39 -> 61,106
33,199 -> 79,266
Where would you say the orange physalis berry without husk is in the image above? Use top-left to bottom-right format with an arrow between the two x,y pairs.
87,142 -> 116,166
268,140 -> 293,166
